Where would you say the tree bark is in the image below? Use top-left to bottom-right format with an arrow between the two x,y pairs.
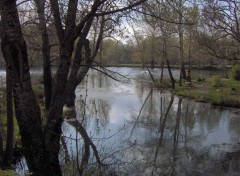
65,15 -> 104,107
160,60 -> 164,83
4,68 -> 13,167
151,33 -> 155,69
0,122 -> 3,167
34,0 -> 52,110
0,1 -> 54,175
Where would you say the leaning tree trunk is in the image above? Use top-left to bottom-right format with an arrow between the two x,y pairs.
163,38 -> 175,89
0,1 -> 54,175
4,68 -> 14,167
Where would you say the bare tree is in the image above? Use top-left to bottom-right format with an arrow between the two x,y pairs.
0,0 -> 147,175
203,0 -> 240,44
200,0 -> 240,76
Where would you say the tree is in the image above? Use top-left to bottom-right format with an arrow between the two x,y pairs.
141,0 -> 177,88
158,3 -> 176,89
0,0 -> 147,175
177,0 -> 187,85
146,1 -> 176,87
199,0 -> 240,76
3,68 -> 14,167
203,0 -> 240,44
34,0 -> 52,110
185,1 -> 199,70
142,6 -> 158,69
0,1 -> 52,175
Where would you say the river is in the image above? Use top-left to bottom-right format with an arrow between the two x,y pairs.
62,67 -> 240,175
1,67 -> 240,175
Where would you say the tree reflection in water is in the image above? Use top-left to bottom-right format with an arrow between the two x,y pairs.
57,68 -> 240,175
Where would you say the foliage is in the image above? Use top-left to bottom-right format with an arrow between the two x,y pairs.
230,65 -> 240,81
211,76 -> 222,87
173,78 -> 240,108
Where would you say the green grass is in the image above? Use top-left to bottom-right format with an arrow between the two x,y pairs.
0,84 -> 45,133
0,170 -> 15,176
0,113 -> 19,133
32,84 -> 44,100
172,78 -> 240,108
154,78 -> 173,88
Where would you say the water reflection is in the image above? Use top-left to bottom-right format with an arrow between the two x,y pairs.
0,67 -> 238,175
61,68 -> 240,175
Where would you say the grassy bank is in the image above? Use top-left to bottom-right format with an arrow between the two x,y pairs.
94,64 -> 230,70
172,77 -> 240,108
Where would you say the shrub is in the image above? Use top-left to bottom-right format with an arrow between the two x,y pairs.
211,76 -> 222,87
230,64 -> 240,81
197,77 -> 205,82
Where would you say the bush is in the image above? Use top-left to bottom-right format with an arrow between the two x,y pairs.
197,77 -> 205,82
211,76 -> 222,87
230,64 -> 240,81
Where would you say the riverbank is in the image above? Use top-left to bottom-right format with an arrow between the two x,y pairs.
171,78 -> 240,108
91,64 -> 231,70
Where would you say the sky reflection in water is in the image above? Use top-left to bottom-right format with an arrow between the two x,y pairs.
62,67 -> 240,175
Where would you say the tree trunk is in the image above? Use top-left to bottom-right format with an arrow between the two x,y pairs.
66,39 -> 92,107
178,0 -> 186,85
0,123 -> 3,167
65,14 -> 99,107
35,0 -> 52,110
0,1 -> 56,175
43,44 -> 73,176
44,106 -> 63,176
151,33 -> 155,69
188,30 -> 192,70
2,41 -> 52,176
66,91 -> 76,107
163,38 -> 175,89
147,67 -> 155,82
160,61 -> 164,83
4,68 -> 13,167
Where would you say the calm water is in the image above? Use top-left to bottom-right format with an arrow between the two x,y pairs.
0,67 -> 239,175
61,67 -> 240,176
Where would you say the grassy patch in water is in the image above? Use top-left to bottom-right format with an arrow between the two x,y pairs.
173,78 -> 240,108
